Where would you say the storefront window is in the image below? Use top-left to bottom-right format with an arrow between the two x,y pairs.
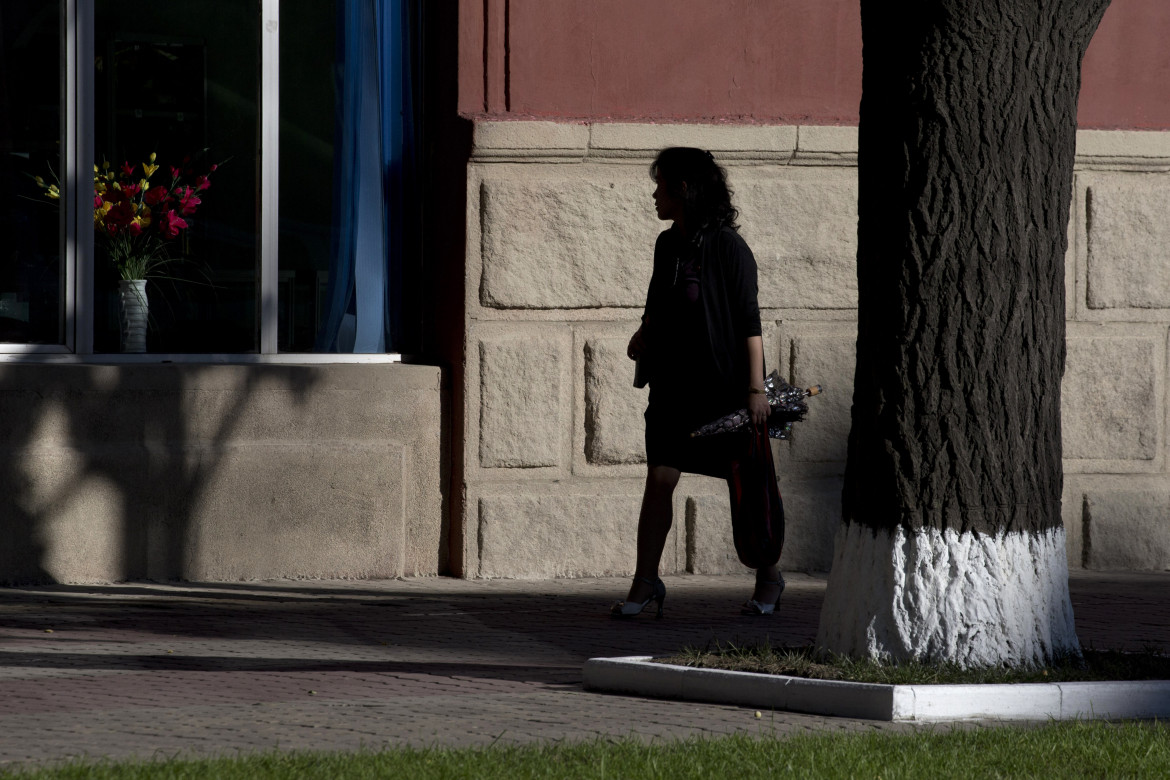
279,0 -> 336,352
279,0 -> 418,354
0,4 -> 63,345
1,1 -> 414,357
93,1 -> 259,352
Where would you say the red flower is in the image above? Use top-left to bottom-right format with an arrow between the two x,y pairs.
157,209 -> 188,239
122,182 -> 141,197
105,200 -> 136,231
170,166 -> 182,179
127,220 -> 143,237
94,195 -> 104,209
175,186 -> 201,216
120,161 -> 135,177
144,185 -> 169,206
195,175 -> 211,192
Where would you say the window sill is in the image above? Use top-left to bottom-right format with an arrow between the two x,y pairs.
0,352 -> 403,365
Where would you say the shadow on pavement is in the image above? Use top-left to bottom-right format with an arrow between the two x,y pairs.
3,572 -> 1168,687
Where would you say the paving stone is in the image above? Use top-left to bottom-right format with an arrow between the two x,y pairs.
584,337 -> 648,465
0,572 -> 1165,769
685,495 -> 744,575
736,172 -> 858,310
1085,488 -> 1170,570
778,481 -> 844,573
479,175 -> 659,309
1086,176 -> 1170,309
789,332 -> 854,463
477,493 -> 680,578
479,334 -> 569,468
683,477 -> 843,576
1062,335 -> 1159,462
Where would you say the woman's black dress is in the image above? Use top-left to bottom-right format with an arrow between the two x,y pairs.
641,224 -> 762,479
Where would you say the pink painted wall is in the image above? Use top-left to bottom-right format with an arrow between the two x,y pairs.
459,0 -> 1170,130
1080,1 -> 1170,129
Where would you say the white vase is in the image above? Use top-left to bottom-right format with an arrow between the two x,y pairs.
118,279 -> 148,353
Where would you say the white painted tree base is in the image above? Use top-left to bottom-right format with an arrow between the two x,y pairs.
816,522 -> 1080,668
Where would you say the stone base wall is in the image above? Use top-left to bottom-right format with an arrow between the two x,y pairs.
0,363 -> 445,584
462,121 -> 1170,577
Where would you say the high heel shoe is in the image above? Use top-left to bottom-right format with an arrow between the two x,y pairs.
741,574 -> 785,616
611,576 -> 666,619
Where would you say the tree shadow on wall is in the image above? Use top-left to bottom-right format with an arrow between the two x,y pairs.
0,363 -> 317,585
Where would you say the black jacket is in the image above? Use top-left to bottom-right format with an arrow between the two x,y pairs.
642,224 -> 763,424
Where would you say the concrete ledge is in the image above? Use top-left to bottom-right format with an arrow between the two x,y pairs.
794,125 -> 859,166
1071,129 -> 1170,163
0,363 -> 445,583
468,121 -> 1170,170
472,121 -> 589,161
583,656 -> 1170,722
588,123 -> 797,160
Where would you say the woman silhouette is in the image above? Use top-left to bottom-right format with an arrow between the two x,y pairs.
613,147 -> 784,619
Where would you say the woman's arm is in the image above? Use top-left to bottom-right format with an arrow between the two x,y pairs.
746,335 -> 769,424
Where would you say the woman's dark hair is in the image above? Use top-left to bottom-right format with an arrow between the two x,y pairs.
650,147 -> 739,231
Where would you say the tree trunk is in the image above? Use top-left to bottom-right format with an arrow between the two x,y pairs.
817,1 -> 1112,667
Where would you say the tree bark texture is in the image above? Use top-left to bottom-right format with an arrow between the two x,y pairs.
843,0 -> 1112,538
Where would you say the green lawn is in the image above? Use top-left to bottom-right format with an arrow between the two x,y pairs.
4,722 -> 1169,779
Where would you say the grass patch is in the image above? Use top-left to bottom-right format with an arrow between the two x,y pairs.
3,722 -> 1170,779
657,640 -> 1170,685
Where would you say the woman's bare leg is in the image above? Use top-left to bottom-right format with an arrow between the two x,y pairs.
752,563 -> 783,604
625,464 -> 681,602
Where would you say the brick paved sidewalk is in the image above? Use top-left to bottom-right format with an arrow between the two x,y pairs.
1,570 -> 1168,768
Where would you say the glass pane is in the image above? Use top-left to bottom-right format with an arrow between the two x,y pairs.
94,2 -> 259,352
0,4 -> 63,345
279,0 -> 336,352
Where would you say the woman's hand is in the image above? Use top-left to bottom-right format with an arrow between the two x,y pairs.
627,327 -> 646,360
748,391 -> 770,426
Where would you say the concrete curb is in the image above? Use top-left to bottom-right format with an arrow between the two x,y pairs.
583,656 -> 1170,722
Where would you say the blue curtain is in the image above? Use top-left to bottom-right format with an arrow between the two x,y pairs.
317,0 -> 414,353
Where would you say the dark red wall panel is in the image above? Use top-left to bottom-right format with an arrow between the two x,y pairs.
1080,0 -> 1170,129
460,0 -> 1170,130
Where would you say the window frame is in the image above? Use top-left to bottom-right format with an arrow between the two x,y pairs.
0,0 -> 400,363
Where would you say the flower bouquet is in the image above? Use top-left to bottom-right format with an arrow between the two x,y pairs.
37,153 -> 217,351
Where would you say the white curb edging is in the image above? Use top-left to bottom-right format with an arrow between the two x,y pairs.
582,656 -> 1170,722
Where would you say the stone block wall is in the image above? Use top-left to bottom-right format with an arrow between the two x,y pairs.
0,363 -> 445,583
462,121 -> 1170,578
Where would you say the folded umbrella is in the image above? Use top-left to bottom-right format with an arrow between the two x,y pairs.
690,370 -> 822,440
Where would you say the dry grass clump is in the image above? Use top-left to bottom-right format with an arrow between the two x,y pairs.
657,639 -> 1170,685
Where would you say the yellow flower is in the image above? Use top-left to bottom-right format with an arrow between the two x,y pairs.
149,152 -> 156,163
142,163 -> 159,177
35,175 -> 45,187
46,184 -> 60,200
94,164 -> 99,173
139,178 -> 149,191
